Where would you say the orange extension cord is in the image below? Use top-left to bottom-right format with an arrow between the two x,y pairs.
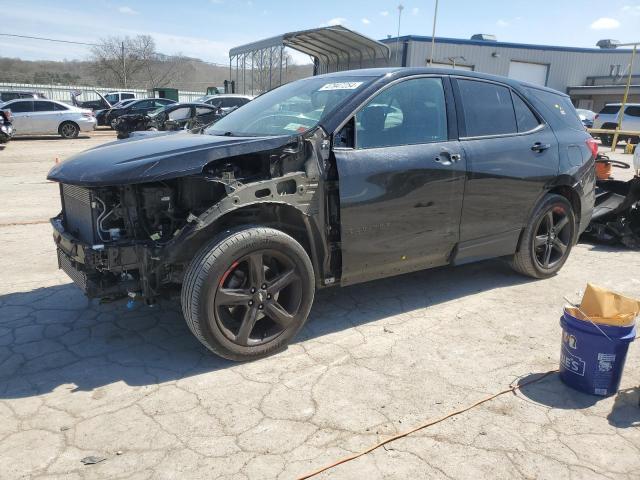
297,369 -> 559,480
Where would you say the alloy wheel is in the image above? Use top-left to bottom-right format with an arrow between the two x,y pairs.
533,206 -> 571,269
212,249 -> 303,347
61,123 -> 78,138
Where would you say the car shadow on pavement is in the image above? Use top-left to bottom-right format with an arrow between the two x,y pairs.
12,135 -> 92,141
517,372 -> 640,427
0,258 -> 533,399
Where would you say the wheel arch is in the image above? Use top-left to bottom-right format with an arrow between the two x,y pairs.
170,201 -> 325,288
515,182 -> 581,252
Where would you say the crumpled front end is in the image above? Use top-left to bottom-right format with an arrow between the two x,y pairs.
50,129 -> 330,301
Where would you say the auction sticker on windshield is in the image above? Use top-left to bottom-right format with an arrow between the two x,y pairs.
319,82 -> 364,91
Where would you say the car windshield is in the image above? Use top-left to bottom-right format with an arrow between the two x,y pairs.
206,76 -> 375,136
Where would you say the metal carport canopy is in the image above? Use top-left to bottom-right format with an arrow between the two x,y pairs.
229,25 -> 390,73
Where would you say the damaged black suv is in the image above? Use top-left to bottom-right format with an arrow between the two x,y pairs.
48,68 -> 595,360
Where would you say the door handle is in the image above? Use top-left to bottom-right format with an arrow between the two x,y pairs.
434,150 -> 461,166
531,142 -> 551,152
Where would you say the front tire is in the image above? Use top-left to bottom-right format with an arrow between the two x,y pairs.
511,194 -> 576,279
181,227 -> 315,361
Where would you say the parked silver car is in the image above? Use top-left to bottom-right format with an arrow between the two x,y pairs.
592,103 -> 640,145
0,99 -> 96,138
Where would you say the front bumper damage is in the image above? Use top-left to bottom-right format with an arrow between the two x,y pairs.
52,215 -> 142,298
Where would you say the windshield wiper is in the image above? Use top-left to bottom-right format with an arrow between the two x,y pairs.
222,131 -> 234,136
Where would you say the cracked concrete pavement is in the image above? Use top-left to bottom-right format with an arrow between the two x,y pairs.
0,133 -> 638,479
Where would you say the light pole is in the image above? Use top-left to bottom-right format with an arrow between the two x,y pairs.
429,0 -> 439,66
611,42 -> 639,152
395,4 -> 404,65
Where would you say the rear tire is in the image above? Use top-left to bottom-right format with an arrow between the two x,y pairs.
59,121 -> 79,139
511,194 -> 576,279
181,227 -> 315,361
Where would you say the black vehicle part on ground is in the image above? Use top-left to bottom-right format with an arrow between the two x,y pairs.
582,164 -> 640,249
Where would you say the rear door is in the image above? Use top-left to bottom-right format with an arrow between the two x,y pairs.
452,78 -> 559,262
334,76 -> 466,285
6,100 -> 34,134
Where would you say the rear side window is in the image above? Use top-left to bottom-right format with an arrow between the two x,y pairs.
528,89 -> 584,130
599,105 -> 620,115
626,106 -> 640,117
54,103 -> 69,111
8,101 -> 33,113
34,101 -> 56,112
168,107 -> 191,120
122,93 -> 135,100
457,79 -> 517,136
196,106 -> 215,115
512,93 -> 540,132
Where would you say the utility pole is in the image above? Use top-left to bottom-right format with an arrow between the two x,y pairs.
611,42 -> 638,151
121,41 -> 127,88
429,0 -> 439,66
395,4 -> 404,65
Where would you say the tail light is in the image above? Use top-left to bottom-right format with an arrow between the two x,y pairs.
594,114 -> 599,120
586,137 -> 598,158
82,112 -> 95,119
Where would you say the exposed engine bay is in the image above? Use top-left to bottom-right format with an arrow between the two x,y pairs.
51,129 -> 338,301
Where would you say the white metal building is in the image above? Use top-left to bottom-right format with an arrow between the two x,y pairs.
382,35 -> 640,111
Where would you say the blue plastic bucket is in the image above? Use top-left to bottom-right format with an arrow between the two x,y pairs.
559,310 -> 636,396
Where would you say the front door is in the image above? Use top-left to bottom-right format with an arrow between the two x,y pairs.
334,76 -> 466,285
7,100 -> 34,134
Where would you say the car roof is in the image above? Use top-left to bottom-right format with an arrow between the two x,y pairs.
316,67 -> 569,97
0,90 -> 42,94
603,103 -> 640,107
203,94 -> 252,99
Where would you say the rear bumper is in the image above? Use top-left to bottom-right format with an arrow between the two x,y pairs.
78,118 -> 97,132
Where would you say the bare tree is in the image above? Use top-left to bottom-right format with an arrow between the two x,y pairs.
90,35 -> 188,90
243,48 -> 292,94
141,53 -> 188,91
90,35 -> 155,88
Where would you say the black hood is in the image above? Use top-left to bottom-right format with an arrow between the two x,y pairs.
47,132 -> 295,187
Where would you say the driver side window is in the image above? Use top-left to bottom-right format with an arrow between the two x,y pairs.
354,77 -> 447,149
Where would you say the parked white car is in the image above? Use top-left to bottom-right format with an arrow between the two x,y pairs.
592,103 -> 640,146
194,94 -> 253,112
0,99 -> 96,139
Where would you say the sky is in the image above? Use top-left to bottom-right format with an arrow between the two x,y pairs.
1,0 -> 640,65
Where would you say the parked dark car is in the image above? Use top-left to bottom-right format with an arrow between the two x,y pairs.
105,98 -> 175,129
96,99 -> 137,126
0,90 -> 46,102
114,102 -> 222,138
48,68 -> 596,361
